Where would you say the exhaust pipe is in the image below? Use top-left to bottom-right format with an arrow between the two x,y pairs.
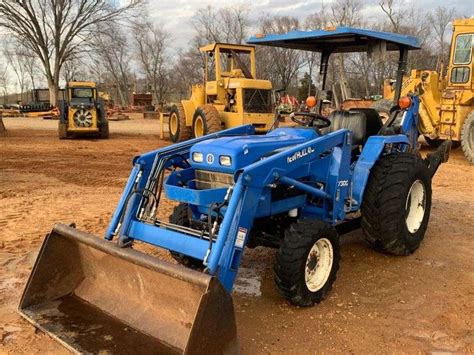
19,224 -> 238,354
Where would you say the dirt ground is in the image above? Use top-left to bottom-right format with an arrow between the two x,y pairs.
1,116 -> 473,354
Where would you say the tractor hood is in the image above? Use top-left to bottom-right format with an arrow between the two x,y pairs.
190,127 -> 318,173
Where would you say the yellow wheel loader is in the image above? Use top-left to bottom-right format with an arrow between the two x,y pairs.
58,81 -> 109,139
169,43 -> 275,142
377,18 -> 474,163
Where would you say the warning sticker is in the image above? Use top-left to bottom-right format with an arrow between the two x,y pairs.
235,227 -> 247,248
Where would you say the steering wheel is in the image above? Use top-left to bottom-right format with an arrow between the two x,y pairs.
290,112 -> 331,129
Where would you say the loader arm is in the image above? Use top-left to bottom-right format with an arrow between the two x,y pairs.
111,128 -> 353,292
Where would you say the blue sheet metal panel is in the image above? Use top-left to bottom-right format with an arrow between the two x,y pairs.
190,127 -> 318,173
133,124 -> 256,167
165,168 -> 228,205
326,144 -> 352,221
241,130 -> 348,188
127,220 -> 209,260
401,96 -> 420,147
165,184 -> 228,206
247,26 -> 421,51
352,135 -> 409,207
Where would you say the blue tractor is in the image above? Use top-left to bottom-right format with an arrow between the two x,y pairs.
19,28 -> 450,354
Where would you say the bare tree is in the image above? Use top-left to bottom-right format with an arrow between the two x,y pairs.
304,11 -> 330,96
257,15 -> 304,94
428,6 -> 456,70
3,40 -> 29,102
0,0 -> 140,106
170,45 -> 204,100
133,21 -> 170,104
192,5 -> 251,45
379,0 -> 407,32
92,23 -> 132,106
17,46 -> 40,93
329,0 -> 363,100
0,62 -> 9,105
168,4 -> 251,100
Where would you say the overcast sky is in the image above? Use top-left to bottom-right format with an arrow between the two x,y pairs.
149,0 -> 474,50
0,0 -> 473,92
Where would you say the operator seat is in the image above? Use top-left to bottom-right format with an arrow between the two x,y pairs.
326,110 -> 367,146
348,108 -> 383,138
326,109 -> 384,145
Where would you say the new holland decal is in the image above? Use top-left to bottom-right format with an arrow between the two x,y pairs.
287,147 -> 315,163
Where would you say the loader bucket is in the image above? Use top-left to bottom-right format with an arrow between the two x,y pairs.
18,224 -> 238,354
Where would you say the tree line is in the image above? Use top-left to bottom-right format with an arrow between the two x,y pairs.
0,0 -> 462,107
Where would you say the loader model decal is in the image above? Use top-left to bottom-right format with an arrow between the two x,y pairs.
287,147 -> 315,163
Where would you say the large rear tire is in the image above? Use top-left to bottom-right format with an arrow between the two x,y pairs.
192,104 -> 221,138
274,220 -> 340,307
169,204 -> 204,270
461,112 -> 474,164
361,152 -> 432,255
169,104 -> 192,142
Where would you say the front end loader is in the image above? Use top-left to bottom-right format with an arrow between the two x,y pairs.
377,18 -> 474,164
168,43 -> 275,142
20,27 -> 451,353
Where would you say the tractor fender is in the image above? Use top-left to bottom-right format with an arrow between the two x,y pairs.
352,135 -> 409,206
181,99 -> 197,127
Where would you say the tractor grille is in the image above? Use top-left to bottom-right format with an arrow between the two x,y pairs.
73,109 -> 93,127
195,170 -> 234,189
243,89 -> 272,113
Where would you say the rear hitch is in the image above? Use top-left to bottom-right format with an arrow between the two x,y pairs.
424,140 -> 451,177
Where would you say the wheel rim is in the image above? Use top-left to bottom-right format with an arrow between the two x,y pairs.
305,238 -> 333,292
169,113 -> 178,135
194,116 -> 204,137
405,179 -> 426,233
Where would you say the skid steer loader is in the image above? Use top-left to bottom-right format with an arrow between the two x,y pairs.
19,27 -> 450,354
58,81 -> 109,139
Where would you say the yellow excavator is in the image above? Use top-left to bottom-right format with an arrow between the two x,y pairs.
375,18 -> 473,163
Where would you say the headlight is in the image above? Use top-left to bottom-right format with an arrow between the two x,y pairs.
219,155 -> 232,166
192,152 -> 203,163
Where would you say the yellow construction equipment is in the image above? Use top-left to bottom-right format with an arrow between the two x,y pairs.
169,43 -> 274,142
58,81 -> 109,139
379,18 -> 473,163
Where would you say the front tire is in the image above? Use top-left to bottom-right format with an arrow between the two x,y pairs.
169,204 -> 204,270
193,104 -> 221,138
58,122 -> 69,139
361,152 -> 432,255
169,104 -> 192,142
99,120 -> 109,139
274,220 -> 340,307
461,112 -> 474,164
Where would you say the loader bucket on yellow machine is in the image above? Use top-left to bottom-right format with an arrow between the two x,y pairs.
18,224 -> 238,354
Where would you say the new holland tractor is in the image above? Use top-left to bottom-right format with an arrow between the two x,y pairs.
58,81 -> 109,139
19,28 -> 450,354
168,43 -> 275,142
375,18 -> 474,163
